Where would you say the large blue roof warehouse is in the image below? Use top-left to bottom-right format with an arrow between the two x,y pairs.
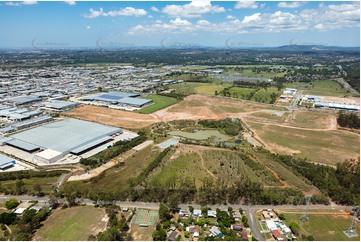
80,92 -> 153,108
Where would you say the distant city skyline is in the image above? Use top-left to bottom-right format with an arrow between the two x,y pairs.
0,0 -> 359,48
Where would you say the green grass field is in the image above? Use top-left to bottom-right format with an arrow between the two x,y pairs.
247,121 -> 360,166
63,146 -> 160,194
168,82 -> 231,96
250,150 -> 319,193
34,206 -> 107,241
225,87 -> 258,99
148,148 -> 282,188
224,68 -> 286,78
289,111 -> 337,129
221,86 -> 283,104
1,176 -> 60,195
138,95 -> 179,114
250,87 -> 284,103
285,80 -> 350,97
148,150 -> 211,188
282,211 -> 360,241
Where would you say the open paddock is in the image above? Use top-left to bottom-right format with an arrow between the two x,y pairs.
279,210 -> 360,241
246,121 -> 360,166
34,205 -> 108,241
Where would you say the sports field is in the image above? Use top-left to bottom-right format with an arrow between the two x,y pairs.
133,209 -> 158,226
34,205 -> 108,241
281,210 -> 360,241
138,95 -> 179,114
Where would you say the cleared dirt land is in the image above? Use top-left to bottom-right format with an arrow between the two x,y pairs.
246,121 -> 360,166
243,110 -> 337,130
62,95 -> 283,129
34,205 -> 108,241
63,106 -> 161,129
153,94 -> 283,122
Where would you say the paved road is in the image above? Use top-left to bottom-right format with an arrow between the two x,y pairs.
334,77 -> 360,96
0,195 -> 353,241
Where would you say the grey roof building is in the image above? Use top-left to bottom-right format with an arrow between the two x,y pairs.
4,96 -> 41,106
5,118 -> 122,163
44,100 -> 77,110
0,154 -> 16,170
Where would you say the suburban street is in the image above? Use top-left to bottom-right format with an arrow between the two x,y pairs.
0,194 -> 354,241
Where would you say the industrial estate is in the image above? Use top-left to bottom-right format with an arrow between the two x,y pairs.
0,1 -> 360,242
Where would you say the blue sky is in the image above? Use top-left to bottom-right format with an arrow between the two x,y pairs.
0,1 -> 359,48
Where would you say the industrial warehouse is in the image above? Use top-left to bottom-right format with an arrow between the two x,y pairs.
0,118 -> 137,166
77,91 -> 153,110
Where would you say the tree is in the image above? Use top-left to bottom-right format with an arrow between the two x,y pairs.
242,215 -> 249,227
278,213 -> 286,220
15,180 -> 25,195
97,227 -> 122,241
33,184 -> 43,196
5,198 -> 19,209
152,229 -> 167,241
159,203 -> 172,222
0,212 -> 17,225
48,193 -> 59,209
289,222 -> 300,235
188,206 -> 194,213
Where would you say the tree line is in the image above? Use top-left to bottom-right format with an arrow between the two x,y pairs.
80,132 -> 147,168
337,111 -> 360,129
273,154 -> 360,205
0,170 -> 67,181
198,118 -> 243,136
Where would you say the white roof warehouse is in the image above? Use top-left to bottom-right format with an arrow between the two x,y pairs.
3,118 -> 122,164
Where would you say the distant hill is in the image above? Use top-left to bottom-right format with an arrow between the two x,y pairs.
269,45 -> 359,52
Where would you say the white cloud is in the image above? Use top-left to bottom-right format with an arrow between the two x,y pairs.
85,25 -> 91,29
151,6 -> 159,12
170,17 -> 192,26
127,2 -> 360,35
84,7 -> 147,18
299,2 -> 360,30
103,7 -> 147,17
64,1 -> 76,6
278,2 -> 308,9
22,0 -> 37,5
235,1 -> 258,9
84,8 -> 104,18
162,0 -> 225,18
197,19 -> 211,25
6,2 -> 21,6
226,15 -> 236,20
6,1 -> 37,6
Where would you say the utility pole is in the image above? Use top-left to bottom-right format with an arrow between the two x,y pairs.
344,207 -> 359,238
300,195 -> 312,222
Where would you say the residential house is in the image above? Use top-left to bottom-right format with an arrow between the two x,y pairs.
207,210 -> 217,218
193,209 -> 202,217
